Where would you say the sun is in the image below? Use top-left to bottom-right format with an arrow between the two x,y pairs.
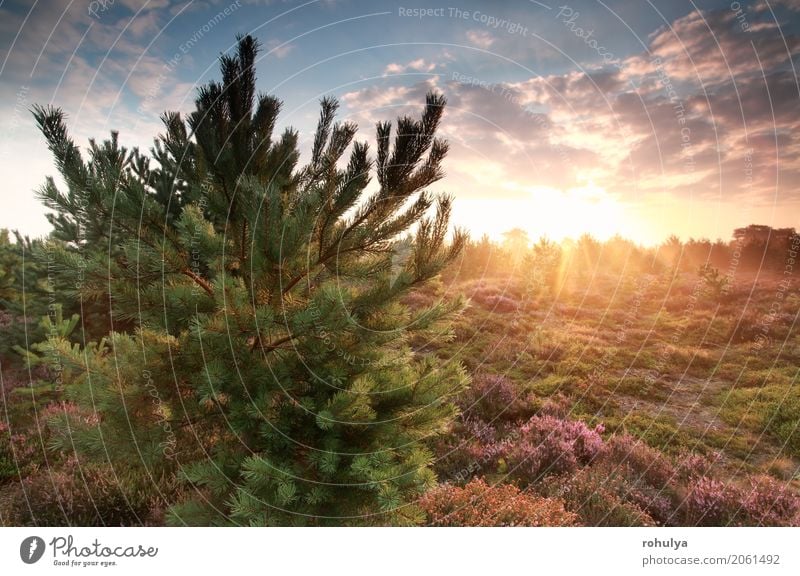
559,180 -> 625,240
453,179 -> 635,244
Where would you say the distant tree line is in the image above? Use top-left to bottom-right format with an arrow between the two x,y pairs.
452,225 -> 799,285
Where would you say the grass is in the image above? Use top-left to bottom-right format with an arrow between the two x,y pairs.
2,261 -> 799,525
427,266 -> 800,484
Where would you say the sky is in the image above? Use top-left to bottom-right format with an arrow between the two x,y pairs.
1,0 -> 799,246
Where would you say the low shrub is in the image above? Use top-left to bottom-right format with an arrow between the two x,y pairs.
434,412 -> 606,487
0,456 -> 168,526
674,451 -> 720,482
469,284 -> 520,313
547,468 -> 656,526
742,475 -> 800,526
597,435 -> 678,524
501,414 -> 605,483
457,373 -> 530,423
683,474 -> 799,527
0,421 -> 46,482
602,434 -> 674,489
433,417 -> 497,482
683,477 -> 745,526
420,477 -> 579,526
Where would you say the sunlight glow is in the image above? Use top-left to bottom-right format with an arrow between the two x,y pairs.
452,179 -> 644,245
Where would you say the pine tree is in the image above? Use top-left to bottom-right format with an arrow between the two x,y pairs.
32,34 -> 468,526
0,230 -> 49,358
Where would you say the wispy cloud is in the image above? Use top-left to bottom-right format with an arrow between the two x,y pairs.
383,58 -> 437,75
265,38 -> 294,59
465,29 -> 495,49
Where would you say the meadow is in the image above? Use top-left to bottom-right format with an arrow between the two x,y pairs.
2,227 -> 798,526
418,232 -> 800,525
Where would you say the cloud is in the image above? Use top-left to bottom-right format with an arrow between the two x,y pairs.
341,78 -> 438,113
625,8 -> 799,87
755,0 -> 800,12
337,5 -> 800,217
383,58 -> 437,75
0,0 -> 199,237
465,29 -> 495,49
265,38 -> 294,59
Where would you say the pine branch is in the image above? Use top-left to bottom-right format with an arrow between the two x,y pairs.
182,267 -> 214,297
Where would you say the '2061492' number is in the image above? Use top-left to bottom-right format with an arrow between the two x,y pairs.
729,555 -> 780,565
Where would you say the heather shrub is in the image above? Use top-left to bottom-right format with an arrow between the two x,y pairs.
682,474 -> 800,527
458,373 -> 530,423
421,477 -> 578,526
434,412 -> 606,487
539,393 -> 575,418
548,468 -> 656,526
432,417 -> 505,483
603,434 -> 674,488
400,287 -> 438,311
482,294 -> 519,313
0,421 -> 47,482
0,405 -> 174,527
742,475 -> 800,526
683,476 -> 746,526
675,450 -> 720,482
619,481 -> 673,525
469,284 -> 520,313
502,414 -> 605,483
0,456 -> 162,526
597,434 -> 677,524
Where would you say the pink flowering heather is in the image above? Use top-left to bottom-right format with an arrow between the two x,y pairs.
458,373 -> 528,423
501,414 -> 606,482
685,476 -> 745,526
675,451 -> 721,482
742,475 -> 800,527
603,434 -> 674,488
